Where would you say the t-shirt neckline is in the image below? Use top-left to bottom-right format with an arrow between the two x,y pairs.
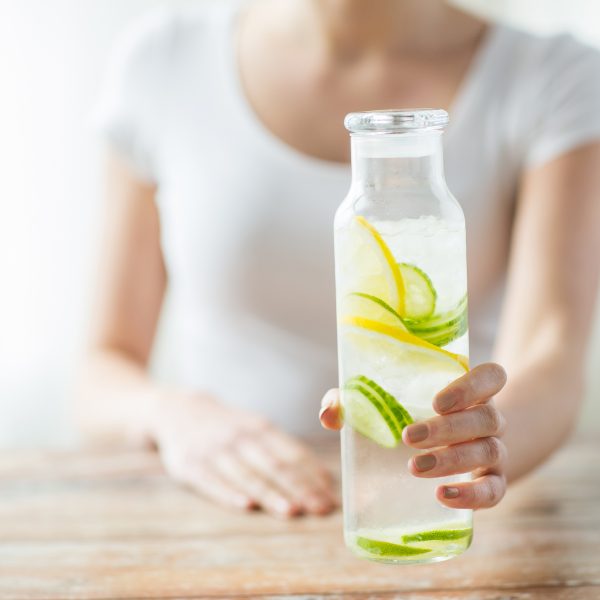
220,2 -> 504,171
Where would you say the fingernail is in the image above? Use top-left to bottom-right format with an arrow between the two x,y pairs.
405,423 -> 428,443
443,486 -> 460,499
435,390 -> 460,412
414,454 -> 436,472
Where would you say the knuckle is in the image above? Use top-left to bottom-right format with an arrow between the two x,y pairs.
481,437 -> 503,465
479,405 -> 503,435
426,419 -> 440,438
478,476 -> 505,507
439,416 -> 456,438
496,411 -> 507,437
437,384 -> 466,408
444,445 -> 464,469
472,482 -> 488,506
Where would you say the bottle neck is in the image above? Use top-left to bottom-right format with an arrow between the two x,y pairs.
350,132 -> 446,192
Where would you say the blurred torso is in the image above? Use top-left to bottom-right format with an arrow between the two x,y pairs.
98,1 -> 593,435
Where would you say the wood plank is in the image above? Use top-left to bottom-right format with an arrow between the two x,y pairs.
2,524 -> 599,598
258,588 -> 600,600
0,437 -> 598,599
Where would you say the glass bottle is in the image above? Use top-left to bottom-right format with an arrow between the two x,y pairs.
334,109 -> 472,564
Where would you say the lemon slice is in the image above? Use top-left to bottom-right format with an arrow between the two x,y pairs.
345,216 -> 406,315
341,317 -> 468,409
340,292 -> 408,330
342,315 -> 469,372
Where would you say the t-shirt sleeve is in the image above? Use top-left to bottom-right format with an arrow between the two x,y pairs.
524,35 -> 600,168
93,9 -> 177,182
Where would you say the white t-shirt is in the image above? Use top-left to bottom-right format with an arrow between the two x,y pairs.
95,2 -> 600,436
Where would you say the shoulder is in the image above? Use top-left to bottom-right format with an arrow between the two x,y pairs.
486,25 -> 600,166
107,2 -> 236,84
495,25 -> 600,92
530,29 -> 600,69
95,3 -> 238,179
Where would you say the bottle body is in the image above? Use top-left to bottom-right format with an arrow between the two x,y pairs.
334,111 -> 472,564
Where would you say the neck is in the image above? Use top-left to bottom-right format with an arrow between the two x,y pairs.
300,0 -> 485,57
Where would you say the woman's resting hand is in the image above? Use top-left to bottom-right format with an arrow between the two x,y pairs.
320,362 -> 508,509
152,393 -> 338,517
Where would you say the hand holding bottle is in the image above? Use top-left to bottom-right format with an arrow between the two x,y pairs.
320,362 -> 508,509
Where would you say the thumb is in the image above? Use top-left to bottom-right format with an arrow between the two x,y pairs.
319,388 -> 343,430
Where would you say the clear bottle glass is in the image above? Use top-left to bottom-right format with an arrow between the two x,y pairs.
334,110 -> 472,564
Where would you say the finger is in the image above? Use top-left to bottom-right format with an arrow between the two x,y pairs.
403,404 -> 506,449
239,436 -> 336,515
245,432 -> 336,514
433,362 -> 507,414
296,452 -> 340,507
436,472 -> 507,509
178,462 -> 255,511
261,427 -> 334,489
214,452 -> 300,518
408,437 -> 506,478
319,388 -> 343,430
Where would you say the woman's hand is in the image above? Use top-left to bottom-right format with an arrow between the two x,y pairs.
153,392 -> 338,518
320,363 -> 508,509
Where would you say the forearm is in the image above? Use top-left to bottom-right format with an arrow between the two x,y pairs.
76,347 -> 165,446
494,347 -> 585,482
492,144 -> 600,482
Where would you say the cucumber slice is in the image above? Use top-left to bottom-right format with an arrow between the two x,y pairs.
402,528 -> 473,544
353,375 -> 414,430
407,295 -> 467,332
398,263 -> 437,320
340,292 -> 407,330
421,323 -> 467,347
405,295 -> 468,347
343,376 -> 413,448
355,536 -> 431,557
342,385 -> 399,448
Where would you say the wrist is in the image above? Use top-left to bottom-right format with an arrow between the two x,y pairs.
144,387 -> 219,443
141,385 -> 173,444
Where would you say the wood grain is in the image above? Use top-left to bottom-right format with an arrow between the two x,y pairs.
0,438 -> 598,599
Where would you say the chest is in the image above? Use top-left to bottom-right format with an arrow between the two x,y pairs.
239,50 -> 477,164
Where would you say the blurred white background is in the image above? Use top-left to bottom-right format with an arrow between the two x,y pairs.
0,0 -> 598,447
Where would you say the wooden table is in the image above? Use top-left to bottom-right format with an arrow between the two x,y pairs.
1,436 -> 599,600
